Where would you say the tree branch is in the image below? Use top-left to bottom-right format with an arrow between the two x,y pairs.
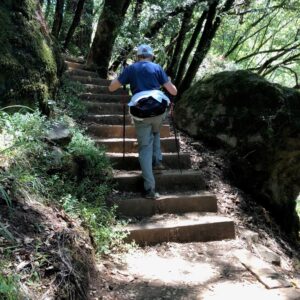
144,0 -> 204,38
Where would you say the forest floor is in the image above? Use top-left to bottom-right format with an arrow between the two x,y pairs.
88,130 -> 300,300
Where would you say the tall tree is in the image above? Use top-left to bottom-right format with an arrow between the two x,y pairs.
178,0 -> 235,96
52,0 -> 65,38
166,4 -> 195,79
109,0 -> 144,72
0,0 -> 59,113
87,0 -> 131,77
74,0 -> 94,57
175,10 -> 208,86
63,0 -> 86,51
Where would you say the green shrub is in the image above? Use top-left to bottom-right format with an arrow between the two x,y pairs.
0,273 -> 21,300
0,110 -> 125,253
56,76 -> 87,118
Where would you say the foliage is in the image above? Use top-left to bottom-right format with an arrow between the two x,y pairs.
0,222 -> 15,243
56,75 -> 87,118
0,109 -> 125,254
39,0 -> 300,88
0,185 -> 12,208
43,0 -> 98,57
196,53 -> 238,80
0,272 -> 21,300
214,0 -> 300,87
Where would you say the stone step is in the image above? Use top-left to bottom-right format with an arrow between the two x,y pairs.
70,75 -> 111,85
83,84 -> 128,95
84,113 -> 170,126
88,124 -> 171,138
116,192 -> 217,217
95,137 -> 177,153
85,102 -> 129,114
107,152 -> 191,170
63,56 -> 85,64
114,170 -> 205,192
65,61 -> 94,71
80,94 -> 130,103
66,68 -> 99,78
124,213 -> 235,245
84,114 -> 133,125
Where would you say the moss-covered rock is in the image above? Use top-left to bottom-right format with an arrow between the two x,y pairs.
175,70 -> 300,238
0,0 -> 63,113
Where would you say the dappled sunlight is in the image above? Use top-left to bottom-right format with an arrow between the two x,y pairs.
124,251 -> 218,284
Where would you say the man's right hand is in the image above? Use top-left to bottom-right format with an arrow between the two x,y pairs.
108,79 -> 122,92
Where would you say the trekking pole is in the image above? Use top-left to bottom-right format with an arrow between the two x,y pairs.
120,60 -> 128,166
170,99 -> 182,174
122,85 -> 126,165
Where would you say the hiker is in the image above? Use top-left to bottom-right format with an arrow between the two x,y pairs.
108,44 -> 177,199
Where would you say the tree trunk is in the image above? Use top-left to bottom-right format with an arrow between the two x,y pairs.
45,0 -> 51,19
52,0 -> 65,38
109,0 -> 144,72
63,0 -> 86,51
175,10 -> 207,87
66,0 -> 78,12
166,5 -> 195,79
178,0 -> 234,96
75,0 -> 94,57
87,0 -> 131,77
1,0 -> 60,113
145,0 -> 199,39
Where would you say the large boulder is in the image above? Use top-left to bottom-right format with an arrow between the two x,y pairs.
0,0 -> 64,113
175,70 -> 300,239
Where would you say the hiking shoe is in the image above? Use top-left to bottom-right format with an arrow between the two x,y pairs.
144,190 -> 160,200
153,163 -> 166,173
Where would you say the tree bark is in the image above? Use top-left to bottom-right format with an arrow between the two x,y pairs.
175,10 -> 207,87
63,0 -> 86,51
109,0 -> 144,72
166,5 -> 195,79
1,0 -> 60,113
178,0 -> 234,96
76,0 -> 94,57
87,0 -> 131,77
52,0 -> 65,38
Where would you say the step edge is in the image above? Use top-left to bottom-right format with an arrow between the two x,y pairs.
125,216 -> 234,231
113,169 -> 203,178
115,192 -> 215,201
107,152 -> 191,157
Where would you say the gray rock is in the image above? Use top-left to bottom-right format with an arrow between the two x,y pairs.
46,123 -> 72,146
240,229 -> 259,244
175,70 -> 300,239
255,244 -> 281,266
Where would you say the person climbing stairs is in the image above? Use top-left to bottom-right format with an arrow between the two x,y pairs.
65,58 -> 235,246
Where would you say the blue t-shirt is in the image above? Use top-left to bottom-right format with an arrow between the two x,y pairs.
118,61 -> 169,95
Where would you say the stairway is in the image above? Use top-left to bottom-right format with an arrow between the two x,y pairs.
65,59 -> 235,246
